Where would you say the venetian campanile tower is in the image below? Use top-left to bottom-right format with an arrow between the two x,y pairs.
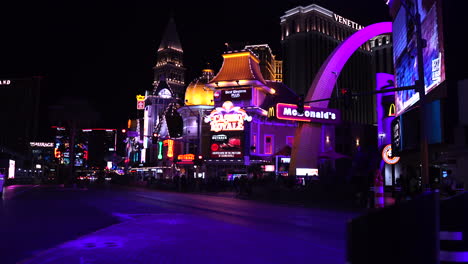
153,17 -> 186,99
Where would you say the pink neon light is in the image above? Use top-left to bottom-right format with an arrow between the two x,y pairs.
81,128 -> 117,131
276,103 -> 340,123
307,22 -> 393,108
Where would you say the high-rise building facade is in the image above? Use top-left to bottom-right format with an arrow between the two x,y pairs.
0,77 -> 41,156
274,59 -> 283,82
371,34 -> 393,75
153,17 -> 186,99
280,4 -> 375,125
244,44 -> 276,81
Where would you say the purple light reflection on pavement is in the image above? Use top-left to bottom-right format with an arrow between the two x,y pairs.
307,22 -> 393,108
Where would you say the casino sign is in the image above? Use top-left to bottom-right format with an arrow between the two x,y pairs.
204,101 -> 252,132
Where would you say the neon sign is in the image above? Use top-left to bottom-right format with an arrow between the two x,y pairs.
158,141 -> 163,160
136,95 -> 145,110
204,101 -> 252,132
382,144 -> 400,165
388,103 -> 396,117
275,103 -> 340,124
0,80 -> 11,85
164,139 -> 174,158
30,142 -> 54,147
178,154 -> 194,161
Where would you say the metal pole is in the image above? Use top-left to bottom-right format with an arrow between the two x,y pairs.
414,4 -> 429,191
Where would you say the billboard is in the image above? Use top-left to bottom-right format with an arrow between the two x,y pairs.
393,0 -> 445,115
210,133 -> 243,158
214,88 -> 252,102
204,101 -> 252,133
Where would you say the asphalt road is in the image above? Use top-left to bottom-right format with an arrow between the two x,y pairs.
0,184 -> 362,264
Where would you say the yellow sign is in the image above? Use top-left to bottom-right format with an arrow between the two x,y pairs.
388,103 -> 396,117
136,95 -> 145,101
268,107 -> 275,118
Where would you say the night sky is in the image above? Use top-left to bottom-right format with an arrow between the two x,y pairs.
0,0 -> 390,133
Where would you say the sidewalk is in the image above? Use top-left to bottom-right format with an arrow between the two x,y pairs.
20,213 -> 344,264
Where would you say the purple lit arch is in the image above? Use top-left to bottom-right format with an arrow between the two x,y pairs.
308,22 -> 393,107
290,22 -> 393,175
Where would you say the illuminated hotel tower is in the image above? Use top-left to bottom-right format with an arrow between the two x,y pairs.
280,4 -> 374,125
153,17 -> 186,99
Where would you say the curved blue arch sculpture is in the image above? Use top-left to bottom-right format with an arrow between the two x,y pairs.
290,22 -> 393,175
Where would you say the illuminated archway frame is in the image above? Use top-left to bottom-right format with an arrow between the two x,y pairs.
290,22 -> 393,175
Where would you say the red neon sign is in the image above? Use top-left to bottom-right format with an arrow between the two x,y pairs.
382,144 -> 400,165
178,154 -> 194,161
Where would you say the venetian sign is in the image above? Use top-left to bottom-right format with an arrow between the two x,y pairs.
275,103 -> 341,124
204,101 -> 252,132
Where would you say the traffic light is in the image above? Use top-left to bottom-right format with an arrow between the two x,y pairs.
341,88 -> 352,108
152,132 -> 158,142
297,95 -> 305,114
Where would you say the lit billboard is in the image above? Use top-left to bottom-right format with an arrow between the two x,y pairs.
210,133 -> 243,158
393,0 -> 445,115
204,101 -> 252,132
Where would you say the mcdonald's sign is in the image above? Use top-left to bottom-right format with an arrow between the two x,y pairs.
388,103 -> 396,117
268,107 -> 275,118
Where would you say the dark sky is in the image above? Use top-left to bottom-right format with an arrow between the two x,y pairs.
0,0 -> 390,131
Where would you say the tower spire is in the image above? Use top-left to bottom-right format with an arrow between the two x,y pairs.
158,16 -> 182,52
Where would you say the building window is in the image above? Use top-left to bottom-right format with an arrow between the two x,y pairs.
252,134 -> 257,153
264,135 -> 273,155
286,136 -> 294,147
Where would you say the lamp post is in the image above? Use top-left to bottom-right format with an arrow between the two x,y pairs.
401,0 -> 429,190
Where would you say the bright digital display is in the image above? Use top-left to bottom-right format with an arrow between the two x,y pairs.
296,168 -> 318,176
275,103 -> 341,124
214,88 -> 252,101
204,101 -> 252,132
8,160 -> 15,179
210,133 -> 243,158
393,0 -> 445,115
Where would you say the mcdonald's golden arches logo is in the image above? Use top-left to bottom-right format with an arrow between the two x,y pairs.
268,107 -> 275,118
388,103 -> 396,117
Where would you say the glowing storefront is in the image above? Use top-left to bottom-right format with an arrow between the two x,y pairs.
188,50 -> 304,179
